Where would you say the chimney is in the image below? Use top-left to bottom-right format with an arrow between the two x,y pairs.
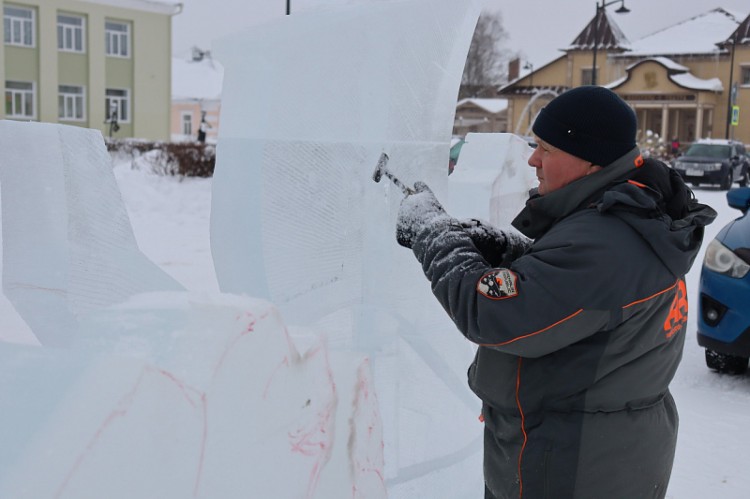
508,58 -> 520,81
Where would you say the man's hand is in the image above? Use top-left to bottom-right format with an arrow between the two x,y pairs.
396,182 -> 448,248
459,219 -> 508,267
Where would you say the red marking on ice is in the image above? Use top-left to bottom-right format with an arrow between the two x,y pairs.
280,343 -> 337,499
55,367 -> 209,499
156,368 -> 202,408
349,359 -> 386,498
263,356 -> 290,400
213,307 -> 275,380
154,369 -> 209,497
54,368 -> 148,498
192,393 -> 209,497
6,281 -> 66,295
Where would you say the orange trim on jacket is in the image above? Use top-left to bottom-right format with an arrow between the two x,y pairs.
516,357 -> 527,498
623,280 -> 680,309
480,309 -> 585,347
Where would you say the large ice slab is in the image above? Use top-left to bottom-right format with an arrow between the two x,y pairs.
0,121 -> 183,346
211,0 -> 484,324
0,292 -> 384,498
209,1 -> 487,494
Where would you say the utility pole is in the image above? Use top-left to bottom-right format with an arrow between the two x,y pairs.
725,36 -> 737,139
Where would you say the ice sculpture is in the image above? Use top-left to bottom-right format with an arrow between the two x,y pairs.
448,132 -> 537,226
211,0 -> 484,324
0,121 -> 386,498
0,292 -> 383,499
210,0 -> 486,494
0,121 -> 183,346
0,0 -> 539,497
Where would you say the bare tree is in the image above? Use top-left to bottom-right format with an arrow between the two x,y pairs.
460,11 -> 512,99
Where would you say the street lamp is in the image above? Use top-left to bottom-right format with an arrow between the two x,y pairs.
523,62 -> 534,126
591,0 -> 630,85
725,36 -> 737,139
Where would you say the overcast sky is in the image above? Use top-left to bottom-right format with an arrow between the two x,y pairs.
172,0 -> 750,67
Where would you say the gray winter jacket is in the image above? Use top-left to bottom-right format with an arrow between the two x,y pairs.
409,149 -> 716,498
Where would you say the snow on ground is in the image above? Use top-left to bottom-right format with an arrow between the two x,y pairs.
668,187 -> 750,499
115,162 -> 220,294
110,159 -> 750,498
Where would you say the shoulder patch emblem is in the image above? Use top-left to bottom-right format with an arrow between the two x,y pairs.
477,269 -> 519,300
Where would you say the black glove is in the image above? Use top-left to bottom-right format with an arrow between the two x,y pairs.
396,181 -> 448,248
459,218 -> 508,267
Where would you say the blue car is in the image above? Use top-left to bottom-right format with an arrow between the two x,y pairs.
697,187 -> 750,374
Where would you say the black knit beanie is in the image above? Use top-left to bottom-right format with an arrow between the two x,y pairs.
532,86 -> 637,167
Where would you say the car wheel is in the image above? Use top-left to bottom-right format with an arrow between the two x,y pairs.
720,170 -> 733,190
705,349 -> 749,375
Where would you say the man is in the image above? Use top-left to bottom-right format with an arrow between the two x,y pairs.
395,86 -> 716,498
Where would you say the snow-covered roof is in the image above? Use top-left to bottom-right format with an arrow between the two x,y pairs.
722,9 -> 750,46
80,0 -> 182,15
627,56 -> 688,72
607,57 -> 723,93
566,10 -> 631,51
456,98 -> 508,114
172,53 -> 224,101
622,8 -> 744,57
670,73 -> 723,92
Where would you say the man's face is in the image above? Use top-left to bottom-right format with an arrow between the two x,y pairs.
527,138 -> 601,195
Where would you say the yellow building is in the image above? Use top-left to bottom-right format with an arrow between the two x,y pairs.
2,0 -> 181,140
501,8 -> 750,147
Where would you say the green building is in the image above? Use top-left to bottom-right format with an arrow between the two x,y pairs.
2,0 -> 181,140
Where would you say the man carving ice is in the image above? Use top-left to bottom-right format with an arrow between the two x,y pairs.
394,86 -> 716,498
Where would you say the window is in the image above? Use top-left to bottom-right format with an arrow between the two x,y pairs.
105,88 -> 129,123
59,85 -> 85,121
181,112 -> 193,136
741,66 -> 750,87
5,81 -> 35,118
57,14 -> 85,52
581,68 -> 594,86
4,5 -> 35,47
105,21 -> 130,57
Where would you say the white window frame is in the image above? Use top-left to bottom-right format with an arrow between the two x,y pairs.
59,85 -> 86,121
105,20 -> 130,58
105,88 -> 130,123
57,13 -> 85,53
741,65 -> 750,87
581,68 -> 594,86
5,80 -> 36,119
181,111 -> 193,136
3,5 -> 35,48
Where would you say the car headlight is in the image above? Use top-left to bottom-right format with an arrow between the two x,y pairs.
705,162 -> 724,171
703,239 -> 750,278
